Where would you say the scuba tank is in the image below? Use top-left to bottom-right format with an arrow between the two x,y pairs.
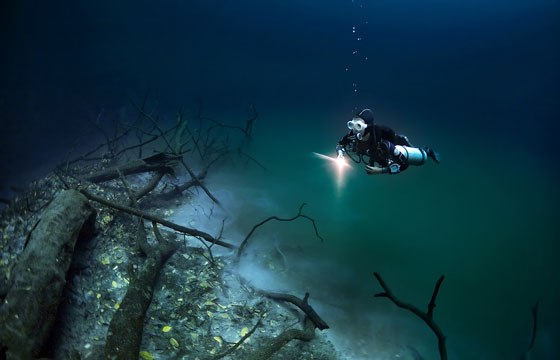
394,145 -> 427,166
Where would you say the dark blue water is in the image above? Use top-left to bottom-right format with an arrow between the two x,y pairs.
1,0 -> 559,358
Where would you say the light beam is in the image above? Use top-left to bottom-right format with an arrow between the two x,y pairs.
312,152 -> 351,193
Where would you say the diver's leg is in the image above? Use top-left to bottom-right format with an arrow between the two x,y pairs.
424,147 -> 440,164
396,134 -> 413,147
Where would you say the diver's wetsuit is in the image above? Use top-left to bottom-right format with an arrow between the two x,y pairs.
337,124 -> 412,167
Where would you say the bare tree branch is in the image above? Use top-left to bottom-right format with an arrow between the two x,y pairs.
79,188 -> 236,249
520,301 -> 539,359
235,203 -> 323,263
208,318 -> 262,360
373,272 -> 447,360
132,170 -> 166,204
262,291 -> 329,330
134,104 -> 222,206
244,316 -> 316,360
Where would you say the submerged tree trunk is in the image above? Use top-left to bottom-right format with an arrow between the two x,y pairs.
83,153 -> 179,183
104,222 -> 177,359
0,190 -> 96,359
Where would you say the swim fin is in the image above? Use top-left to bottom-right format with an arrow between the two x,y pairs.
425,147 -> 440,164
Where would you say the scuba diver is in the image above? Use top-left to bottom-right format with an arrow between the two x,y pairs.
336,108 -> 440,175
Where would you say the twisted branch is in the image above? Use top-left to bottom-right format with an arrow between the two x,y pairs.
134,104 -> 221,206
373,272 -> 447,360
79,189 -> 236,249
235,203 -> 323,263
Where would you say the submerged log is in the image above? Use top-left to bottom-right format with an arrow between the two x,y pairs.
0,190 -> 96,359
104,222 -> 177,359
83,152 -> 180,183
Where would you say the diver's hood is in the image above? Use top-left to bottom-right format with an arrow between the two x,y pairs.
347,117 -> 368,140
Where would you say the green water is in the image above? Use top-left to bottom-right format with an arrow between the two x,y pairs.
227,109 -> 559,358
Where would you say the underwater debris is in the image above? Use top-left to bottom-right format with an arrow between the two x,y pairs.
0,190 -> 96,359
0,104 -> 337,360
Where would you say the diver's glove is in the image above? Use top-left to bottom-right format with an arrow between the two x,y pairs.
336,144 -> 345,159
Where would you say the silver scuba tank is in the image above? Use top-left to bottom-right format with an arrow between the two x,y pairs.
394,145 -> 427,166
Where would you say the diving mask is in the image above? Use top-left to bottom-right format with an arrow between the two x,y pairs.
347,117 -> 368,139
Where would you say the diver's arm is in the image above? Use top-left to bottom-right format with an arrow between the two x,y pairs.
365,163 -> 401,175
336,132 -> 352,158
337,132 -> 352,147
365,165 -> 390,175
335,144 -> 345,158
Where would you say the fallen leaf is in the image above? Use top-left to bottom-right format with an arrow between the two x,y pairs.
162,325 -> 172,332
139,351 -> 154,360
